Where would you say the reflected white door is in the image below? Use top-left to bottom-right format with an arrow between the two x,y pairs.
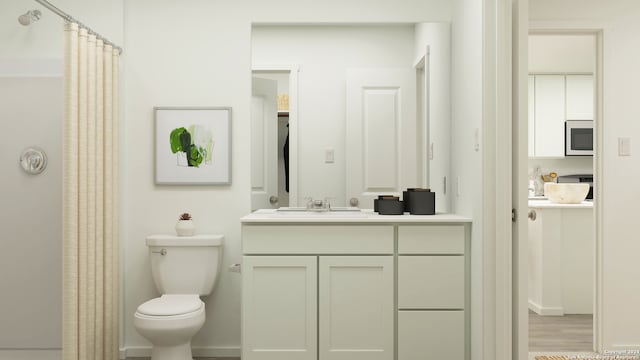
346,69 -> 417,209
251,77 -> 278,210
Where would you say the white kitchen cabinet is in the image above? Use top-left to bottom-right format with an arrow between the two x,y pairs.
527,202 -> 594,315
565,74 -> 594,120
319,256 -> 394,360
528,74 -> 594,158
242,256 -> 318,360
534,75 -> 566,158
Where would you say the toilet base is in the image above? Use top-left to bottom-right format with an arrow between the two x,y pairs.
150,342 -> 193,360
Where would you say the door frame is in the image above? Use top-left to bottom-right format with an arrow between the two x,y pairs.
517,26 -> 605,357
252,65 -> 300,206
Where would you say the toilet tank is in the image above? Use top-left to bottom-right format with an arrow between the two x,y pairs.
146,234 -> 223,296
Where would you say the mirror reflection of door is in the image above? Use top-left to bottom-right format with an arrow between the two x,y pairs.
251,77 -> 278,210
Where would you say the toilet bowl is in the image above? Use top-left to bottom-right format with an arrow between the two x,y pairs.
134,234 -> 223,360
134,295 -> 205,360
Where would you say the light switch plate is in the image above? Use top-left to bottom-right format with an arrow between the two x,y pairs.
619,137 -> 631,156
325,148 -> 335,163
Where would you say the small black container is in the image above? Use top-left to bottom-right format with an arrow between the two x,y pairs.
374,195 -> 404,215
404,188 -> 436,215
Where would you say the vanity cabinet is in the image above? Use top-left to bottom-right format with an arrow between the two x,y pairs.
242,225 -> 394,360
397,225 -> 466,360
241,212 -> 471,360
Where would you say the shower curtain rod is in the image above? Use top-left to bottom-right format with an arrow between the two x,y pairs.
33,0 -> 123,54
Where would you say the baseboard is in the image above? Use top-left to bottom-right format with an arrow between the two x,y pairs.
528,299 -> 564,316
0,349 -> 61,360
120,346 -> 240,359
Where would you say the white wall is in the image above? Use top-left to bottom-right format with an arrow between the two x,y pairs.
529,34 -> 596,73
450,0 -> 484,358
531,0 -> 640,351
414,22 -> 452,213
252,25 -> 415,206
122,0 -> 454,357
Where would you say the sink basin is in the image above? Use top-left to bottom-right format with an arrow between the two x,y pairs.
544,183 -> 590,204
273,207 -> 368,218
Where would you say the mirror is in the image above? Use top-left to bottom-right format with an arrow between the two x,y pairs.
250,23 -> 451,211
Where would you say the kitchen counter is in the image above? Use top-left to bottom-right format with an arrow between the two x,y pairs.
241,209 -> 472,223
528,200 -> 593,315
528,199 -> 593,209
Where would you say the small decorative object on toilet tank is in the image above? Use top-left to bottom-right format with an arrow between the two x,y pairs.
175,212 -> 195,236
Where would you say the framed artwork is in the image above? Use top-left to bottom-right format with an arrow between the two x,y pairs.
155,107 -> 232,185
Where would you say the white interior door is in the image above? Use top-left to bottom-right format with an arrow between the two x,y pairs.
346,69 -> 417,209
251,77 -> 278,210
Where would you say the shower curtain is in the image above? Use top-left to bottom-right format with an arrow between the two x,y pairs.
63,23 -> 119,360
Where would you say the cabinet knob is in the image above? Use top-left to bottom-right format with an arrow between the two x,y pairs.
269,196 -> 279,205
528,210 -> 537,221
349,197 -> 359,206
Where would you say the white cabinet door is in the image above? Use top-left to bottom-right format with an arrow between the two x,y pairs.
534,75 -> 565,158
319,256 -> 394,360
398,256 -> 465,309
242,256 -> 317,360
528,75 -> 535,157
398,310 -> 465,360
565,74 -> 594,120
251,77 -> 279,210
345,69 -> 417,208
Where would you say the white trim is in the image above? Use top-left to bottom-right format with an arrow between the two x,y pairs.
528,300 -> 564,316
119,346 -> 240,359
522,25 -> 604,355
491,0 -> 514,359
512,1 -> 529,360
594,29 -> 604,355
252,64 -> 300,206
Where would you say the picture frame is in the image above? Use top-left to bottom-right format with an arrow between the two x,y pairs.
155,107 -> 232,185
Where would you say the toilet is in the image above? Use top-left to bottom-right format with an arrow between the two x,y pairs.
134,234 -> 223,360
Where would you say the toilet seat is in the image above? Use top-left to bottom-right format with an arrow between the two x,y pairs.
137,295 -> 203,317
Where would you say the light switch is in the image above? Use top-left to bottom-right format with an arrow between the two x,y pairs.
619,137 -> 631,156
325,148 -> 335,163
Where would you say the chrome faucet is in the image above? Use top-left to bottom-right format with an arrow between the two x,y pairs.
305,197 -> 331,211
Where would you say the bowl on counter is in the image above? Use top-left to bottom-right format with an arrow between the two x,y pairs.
544,183 -> 590,204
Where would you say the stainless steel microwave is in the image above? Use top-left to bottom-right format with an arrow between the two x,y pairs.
565,120 -> 593,156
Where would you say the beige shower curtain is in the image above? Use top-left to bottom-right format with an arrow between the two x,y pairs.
63,22 -> 119,360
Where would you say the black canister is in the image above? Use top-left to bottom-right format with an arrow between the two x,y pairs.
374,195 -> 404,215
404,188 -> 436,215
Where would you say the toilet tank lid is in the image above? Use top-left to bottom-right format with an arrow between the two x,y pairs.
146,234 -> 223,246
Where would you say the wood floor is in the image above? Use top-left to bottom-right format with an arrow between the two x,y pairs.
529,310 -> 593,352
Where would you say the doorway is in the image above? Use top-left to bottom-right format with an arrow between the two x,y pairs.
524,30 -> 602,358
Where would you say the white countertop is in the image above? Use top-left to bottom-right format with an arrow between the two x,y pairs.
241,209 -> 472,223
528,199 -> 593,209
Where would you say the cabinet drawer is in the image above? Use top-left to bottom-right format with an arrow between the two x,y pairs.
398,225 -> 464,254
398,310 -> 464,360
398,256 -> 464,309
243,225 -> 394,254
